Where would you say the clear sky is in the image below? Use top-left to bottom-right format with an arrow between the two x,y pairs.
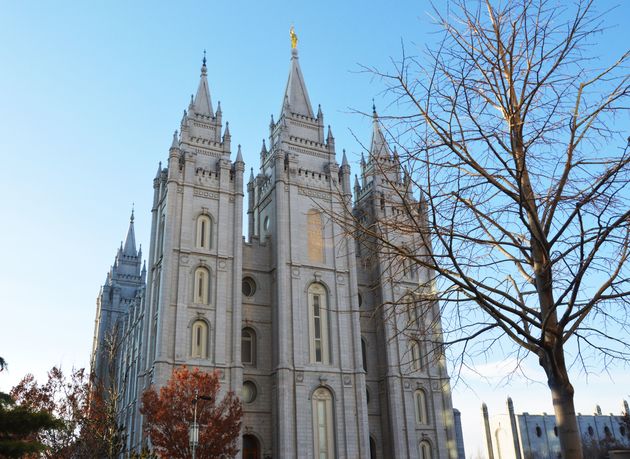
1,1 -> 628,457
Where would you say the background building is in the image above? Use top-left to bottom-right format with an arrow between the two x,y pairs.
483,398 -> 630,459
92,43 -> 464,459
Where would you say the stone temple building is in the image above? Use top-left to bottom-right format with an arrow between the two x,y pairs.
91,42 -> 463,459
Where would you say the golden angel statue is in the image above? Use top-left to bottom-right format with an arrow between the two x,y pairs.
290,26 -> 298,49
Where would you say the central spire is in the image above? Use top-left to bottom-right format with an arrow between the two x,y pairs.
193,50 -> 214,117
281,27 -> 314,118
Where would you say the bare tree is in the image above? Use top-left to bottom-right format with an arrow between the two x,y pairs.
344,1 -> 629,457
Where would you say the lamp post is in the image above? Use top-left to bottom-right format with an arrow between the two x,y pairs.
189,390 -> 212,459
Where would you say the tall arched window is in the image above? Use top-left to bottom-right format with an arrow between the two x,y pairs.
312,387 -> 335,459
308,283 -> 329,364
241,328 -> 256,366
193,267 -> 210,304
410,340 -> 423,371
361,338 -> 368,372
369,436 -> 377,459
415,389 -> 428,424
419,440 -> 432,459
191,320 -> 208,358
196,214 -> 212,249
307,209 -> 324,263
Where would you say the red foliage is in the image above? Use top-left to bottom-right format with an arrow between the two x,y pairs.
140,367 -> 242,459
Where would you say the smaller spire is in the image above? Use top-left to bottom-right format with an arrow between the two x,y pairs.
171,130 -> 179,149
155,161 -> 162,179
236,144 -> 243,163
327,125 -> 334,143
317,104 -> 323,119
261,139 -> 267,154
123,207 -> 137,256
361,152 -> 366,166
354,174 -> 361,191
342,149 -> 349,167
249,167 -> 254,183
224,121 -> 231,138
216,100 -> 222,115
269,114 -> 275,129
189,94 -> 194,110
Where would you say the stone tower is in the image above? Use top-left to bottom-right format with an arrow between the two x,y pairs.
91,210 -> 146,388
352,106 -> 458,458
244,44 -> 370,458
139,52 -> 245,398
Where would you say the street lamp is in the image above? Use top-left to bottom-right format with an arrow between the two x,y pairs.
189,390 -> 213,459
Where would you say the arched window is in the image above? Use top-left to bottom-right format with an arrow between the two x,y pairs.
309,283 -> 330,364
312,387 -> 335,459
361,338 -> 368,372
196,214 -> 212,249
242,328 -> 256,366
410,340 -> 423,371
193,267 -> 210,304
414,389 -> 428,424
242,434 -> 260,459
369,436 -> 377,459
419,440 -> 432,459
307,209 -> 324,263
191,320 -> 208,358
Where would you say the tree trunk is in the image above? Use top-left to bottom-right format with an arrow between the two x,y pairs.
542,349 -> 584,459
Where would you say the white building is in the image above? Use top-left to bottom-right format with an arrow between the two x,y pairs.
92,42 -> 463,459
482,398 -> 630,459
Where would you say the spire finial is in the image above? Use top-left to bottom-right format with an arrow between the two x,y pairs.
201,49 -> 207,75
130,204 -> 135,222
372,99 -> 377,116
290,25 -> 298,49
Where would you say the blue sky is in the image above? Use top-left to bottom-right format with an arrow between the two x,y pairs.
1,1 -> 628,456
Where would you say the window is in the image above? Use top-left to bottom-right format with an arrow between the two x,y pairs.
410,340 -> 423,371
307,209 -> 324,262
361,338 -> 368,372
242,277 -> 256,297
419,440 -> 432,459
309,283 -> 329,364
196,215 -> 212,249
312,388 -> 335,459
242,381 -> 257,403
242,328 -> 256,366
369,437 -> 376,459
414,390 -> 428,424
191,320 -> 208,358
535,426 -> 542,437
242,434 -> 260,459
403,294 -> 418,329
194,267 -> 210,304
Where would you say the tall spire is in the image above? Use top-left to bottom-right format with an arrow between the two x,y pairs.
193,50 -> 214,117
370,103 -> 392,160
281,27 -> 314,118
123,207 -> 137,256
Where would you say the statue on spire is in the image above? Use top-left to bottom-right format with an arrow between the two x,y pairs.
290,25 -> 298,49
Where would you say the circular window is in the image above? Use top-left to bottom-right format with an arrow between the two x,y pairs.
242,277 -> 256,297
263,216 -> 270,231
242,381 -> 257,403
